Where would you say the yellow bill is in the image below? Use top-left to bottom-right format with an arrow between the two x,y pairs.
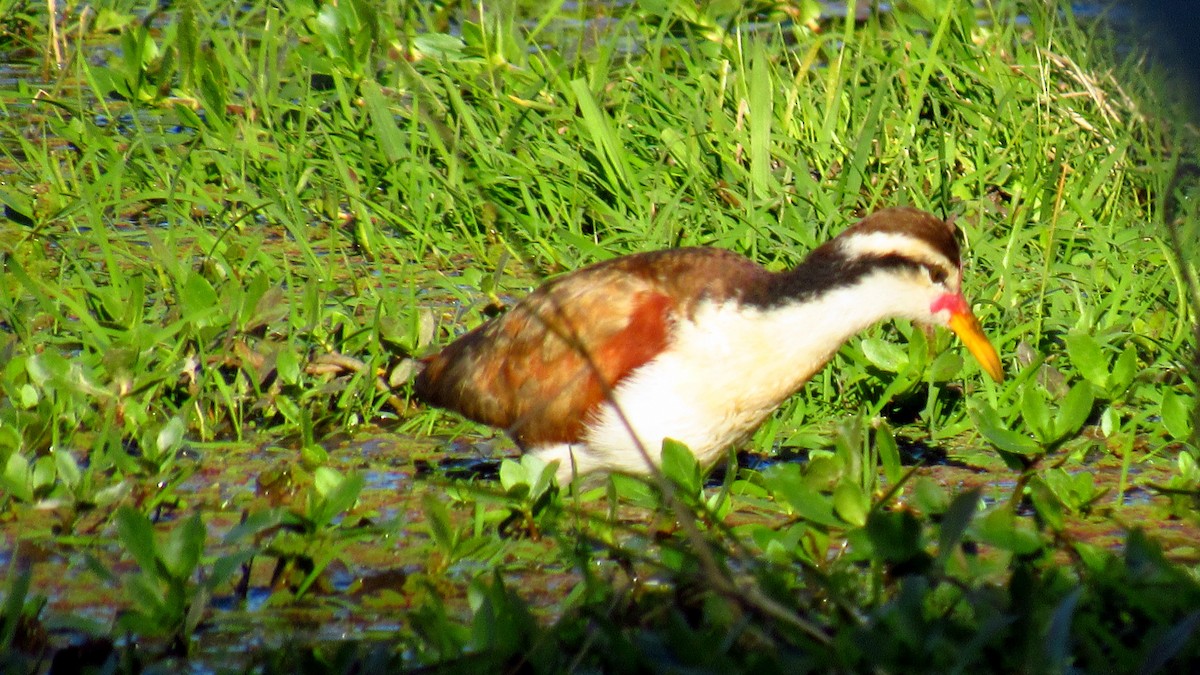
948,309 -> 1004,382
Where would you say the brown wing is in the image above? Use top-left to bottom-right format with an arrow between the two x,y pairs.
413,248 -> 769,447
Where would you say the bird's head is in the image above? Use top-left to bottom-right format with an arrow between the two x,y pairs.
830,207 -> 1004,382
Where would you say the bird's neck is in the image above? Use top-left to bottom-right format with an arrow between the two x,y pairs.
711,267 -> 928,396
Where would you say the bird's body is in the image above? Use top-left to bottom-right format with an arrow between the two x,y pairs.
415,208 -> 1003,483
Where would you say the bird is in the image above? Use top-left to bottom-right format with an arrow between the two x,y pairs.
414,207 -> 1003,485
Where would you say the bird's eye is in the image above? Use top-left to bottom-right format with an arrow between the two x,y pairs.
927,266 -> 948,285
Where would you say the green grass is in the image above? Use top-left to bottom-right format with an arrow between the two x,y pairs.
1,0 -> 1199,671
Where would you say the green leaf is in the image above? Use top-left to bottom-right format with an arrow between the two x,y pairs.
523,454 -> 555,497
276,347 -> 302,385
321,471 -> 364,524
875,421 -> 901,486
1054,381 -> 1095,442
156,417 -> 186,457
764,467 -> 840,528
116,507 -> 160,577
26,351 -> 69,387
1020,384 -> 1054,443
30,455 -> 55,493
499,458 -> 528,493
1027,476 -> 1065,531
1100,405 -> 1120,437
180,273 -> 220,327
361,80 -> 407,163
209,550 -> 256,592
53,448 -> 82,489
833,481 -> 869,527
860,337 -> 909,373
223,508 -> 284,544
2,453 -> 33,502
160,514 -> 205,580
1,566 -> 32,650
0,187 -> 35,227
661,438 -> 701,495
912,477 -> 950,515
15,383 -> 37,409
120,575 -> 168,629
928,350 -> 964,382
423,492 -> 458,555
1064,333 -> 1109,389
972,507 -> 1042,555
1161,390 -> 1194,440
1108,346 -> 1138,395
313,467 -> 342,496
411,33 -> 466,60
971,403 -> 1042,455
609,474 -> 657,509
937,488 -> 981,566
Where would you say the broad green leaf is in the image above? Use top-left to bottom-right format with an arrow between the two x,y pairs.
523,454 -> 555,497
223,508 -> 284,544
1178,451 -> 1199,480
1064,333 -> 1108,389
1020,384 -> 1054,443
928,350 -> 964,382
16,383 -> 38,409
1027,476 -> 1065,531
833,481 -> 869,527
1108,347 -> 1138,395
971,403 -> 1041,455
31,455 -> 56,493
120,574 -> 168,627
661,438 -> 701,495
1100,405 -> 1120,437
26,351 -> 70,387
912,477 -> 950,515
3,453 -> 33,502
1161,390 -> 1193,441
411,33 -> 466,59
764,466 -> 840,528
210,550 -> 257,592
160,514 -> 205,580
499,458 -> 527,493
180,273 -> 219,327
861,338 -> 909,373
311,470 -> 364,528
1054,381 -> 1095,441
937,488 -> 981,565
116,507 -> 160,577
608,473 -> 657,509
312,467 -> 342,496
53,448 -> 82,489
875,421 -> 901,486
423,492 -> 457,555
0,424 -> 21,452
156,417 -> 186,457
276,347 -> 302,385
972,507 -> 1042,555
